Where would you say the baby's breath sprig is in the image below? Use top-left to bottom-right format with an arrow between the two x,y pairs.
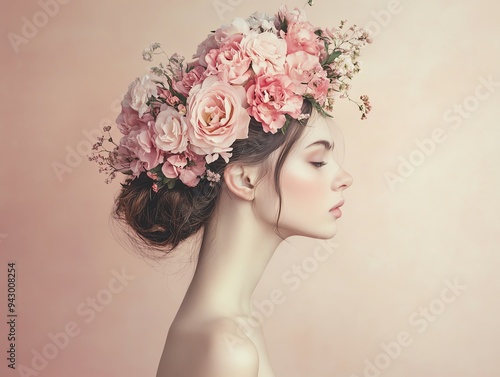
88,125 -> 123,183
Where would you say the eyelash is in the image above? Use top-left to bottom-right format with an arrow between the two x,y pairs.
311,161 -> 327,168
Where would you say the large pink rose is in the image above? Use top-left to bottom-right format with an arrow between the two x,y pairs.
283,21 -> 324,57
161,149 -> 206,187
246,74 -> 303,134
206,34 -> 252,85
241,31 -> 287,76
121,75 -> 158,117
186,76 -> 250,163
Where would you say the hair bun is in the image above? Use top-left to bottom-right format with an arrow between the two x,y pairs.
113,173 -> 220,254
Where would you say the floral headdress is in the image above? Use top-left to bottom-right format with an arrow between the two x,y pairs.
89,4 -> 372,192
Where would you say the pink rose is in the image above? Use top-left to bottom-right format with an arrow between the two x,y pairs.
113,140 -> 144,178
206,34 -> 252,85
194,34 -> 220,67
214,17 -> 250,41
180,149 -> 206,187
157,87 -> 182,109
157,87 -> 172,102
307,71 -> 330,104
277,5 -> 307,24
154,105 -> 189,154
161,155 -> 182,179
246,74 -> 303,134
283,21 -> 323,57
174,63 -> 206,97
116,106 -> 153,136
285,51 -> 322,95
161,149 -> 206,187
128,159 -> 145,178
121,125 -> 164,171
110,144 -> 139,176
186,76 -> 250,163
194,18 -> 250,67
241,31 -> 287,76
121,75 -> 158,117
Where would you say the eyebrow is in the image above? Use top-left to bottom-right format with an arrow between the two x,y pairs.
305,140 -> 333,150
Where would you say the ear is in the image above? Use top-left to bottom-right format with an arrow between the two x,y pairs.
223,164 -> 259,201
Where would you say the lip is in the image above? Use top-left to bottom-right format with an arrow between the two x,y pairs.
329,199 -> 345,212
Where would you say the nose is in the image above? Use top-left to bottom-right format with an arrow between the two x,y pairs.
331,166 -> 353,191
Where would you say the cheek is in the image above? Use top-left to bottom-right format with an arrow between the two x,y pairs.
280,162 -> 327,207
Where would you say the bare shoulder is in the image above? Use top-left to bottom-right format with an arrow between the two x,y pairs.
202,318 -> 259,373
156,317 -> 259,377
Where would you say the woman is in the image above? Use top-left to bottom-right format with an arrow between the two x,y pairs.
154,105 -> 353,377
91,5 -> 371,376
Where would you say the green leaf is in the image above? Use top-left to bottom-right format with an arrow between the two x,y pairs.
323,50 -> 342,66
310,98 -> 333,118
167,179 -> 176,189
280,116 -> 292,134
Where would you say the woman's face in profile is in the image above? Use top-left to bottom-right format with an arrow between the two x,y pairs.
253,114 -> 353,239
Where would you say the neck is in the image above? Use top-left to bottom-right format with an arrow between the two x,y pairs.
180,189 -> 283,319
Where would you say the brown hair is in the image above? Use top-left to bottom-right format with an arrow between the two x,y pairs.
113,100 -> 313,258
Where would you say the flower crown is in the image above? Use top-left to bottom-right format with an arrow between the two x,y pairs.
89,4 -> 372,192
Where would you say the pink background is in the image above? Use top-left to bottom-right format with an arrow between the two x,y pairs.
1,0 -> 499,376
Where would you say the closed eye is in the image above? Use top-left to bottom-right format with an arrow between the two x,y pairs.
311,161 -> 327,168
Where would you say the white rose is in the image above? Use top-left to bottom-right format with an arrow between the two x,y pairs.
241,31 -> 287,76
122,75 -> 157,117
154,105 -> 189,154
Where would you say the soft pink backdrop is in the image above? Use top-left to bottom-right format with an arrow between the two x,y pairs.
1,0 -> 499,376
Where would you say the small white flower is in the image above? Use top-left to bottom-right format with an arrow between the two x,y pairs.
142,49 -> 153,61
150,42 -> 161,51
206,169 -> 221,185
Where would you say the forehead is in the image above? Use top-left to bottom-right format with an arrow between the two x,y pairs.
296,114 -> 339,148
289,113 -> 346,163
